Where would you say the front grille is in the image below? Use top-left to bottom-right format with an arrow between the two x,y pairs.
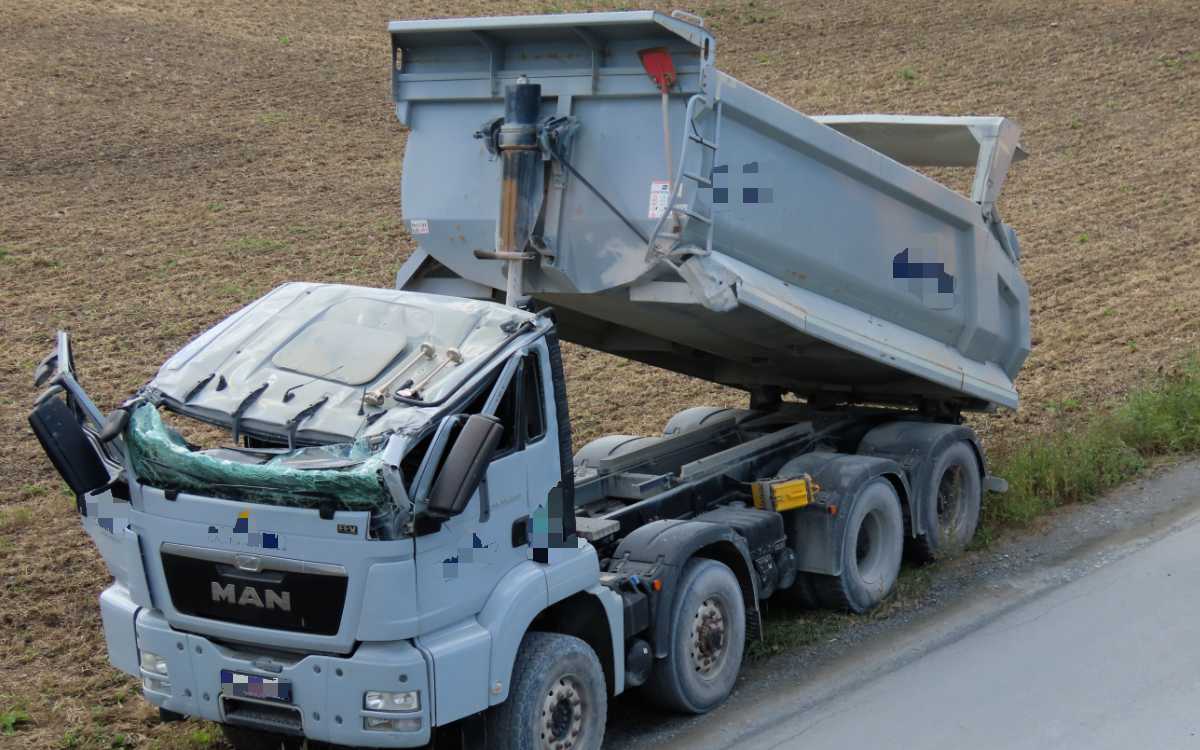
222,697 -> 304,736
160,546 -> 348,635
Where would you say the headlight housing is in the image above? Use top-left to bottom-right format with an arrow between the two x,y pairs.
364,716 -> 422,732
140,651 -> 168,676
139,651 -> 170,693
364,690 -> 420,712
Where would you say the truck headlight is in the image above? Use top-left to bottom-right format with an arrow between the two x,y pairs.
140,651 -> 169,677
364,690 -> 419,712
139,651 -> 171,693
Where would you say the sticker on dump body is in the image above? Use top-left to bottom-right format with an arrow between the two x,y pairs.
409,219 -> 429,235
648,180 -> 671,219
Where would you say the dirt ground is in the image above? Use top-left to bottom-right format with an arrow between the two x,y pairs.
1,0 -> 1197,747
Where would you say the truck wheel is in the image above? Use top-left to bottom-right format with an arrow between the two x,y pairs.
646,558 -> 746,714
220,725 -> 301,750
911,440 -> 982,561
487,632 -> 606,750
812,478 -> 904,614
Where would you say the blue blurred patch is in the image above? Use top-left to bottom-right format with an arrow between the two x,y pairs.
893,248 -> 954,294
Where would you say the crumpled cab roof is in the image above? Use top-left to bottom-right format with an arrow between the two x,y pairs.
150,282 -> 533,441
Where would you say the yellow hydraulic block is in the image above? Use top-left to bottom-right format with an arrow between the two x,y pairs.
751,474 -> 819,513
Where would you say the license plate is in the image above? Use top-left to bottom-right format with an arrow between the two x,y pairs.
220,669 -> 293,703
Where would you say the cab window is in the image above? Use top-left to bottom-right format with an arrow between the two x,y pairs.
493,352 -> 545,457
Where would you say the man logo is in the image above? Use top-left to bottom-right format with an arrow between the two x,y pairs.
211,582 -> 292,612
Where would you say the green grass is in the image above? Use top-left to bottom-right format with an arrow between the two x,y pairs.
186,727 -> 217,748
752,608 -> 844,658
0,506 -> 34,532
986,358 -> 1200,526
19,482 -> 48,498
1,706 -> 31,735
255,112 -> 288,126
1158,51 -> 1200,68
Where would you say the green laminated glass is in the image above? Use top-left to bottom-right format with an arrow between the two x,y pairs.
125,404 -> 392,512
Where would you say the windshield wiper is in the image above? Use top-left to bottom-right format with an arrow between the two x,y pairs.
285,396 -> 329,450
184,372 -> 216,403
230,382 -> 269,443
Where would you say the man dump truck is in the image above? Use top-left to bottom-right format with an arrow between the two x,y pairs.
28,10 -> 1028,750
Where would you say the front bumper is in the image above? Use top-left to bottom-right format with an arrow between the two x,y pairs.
132,604 -> 431,747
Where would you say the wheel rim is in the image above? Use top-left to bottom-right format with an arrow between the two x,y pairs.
688,596 -> 729,678
854,509 -> 890,584
540,674 -> 586,750
936,464 -> 967,540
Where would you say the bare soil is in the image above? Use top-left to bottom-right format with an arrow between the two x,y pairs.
1,1 -> 1198,747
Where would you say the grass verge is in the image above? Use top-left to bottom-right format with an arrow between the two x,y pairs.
986,358 -> 1200,526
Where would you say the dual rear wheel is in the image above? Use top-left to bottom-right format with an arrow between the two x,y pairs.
789,439 -> 983,613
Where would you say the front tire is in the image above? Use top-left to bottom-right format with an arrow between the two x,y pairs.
487,632 -> 606,750
645,558 -> 746,714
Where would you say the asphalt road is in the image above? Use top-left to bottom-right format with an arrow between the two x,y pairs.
606,460 -> 1200,750
733,508 -> 1200,749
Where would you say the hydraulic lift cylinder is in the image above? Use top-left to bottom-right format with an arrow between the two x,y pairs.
497,77 -> 541,306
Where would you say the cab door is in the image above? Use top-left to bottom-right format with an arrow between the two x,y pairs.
412,346 -> 555,631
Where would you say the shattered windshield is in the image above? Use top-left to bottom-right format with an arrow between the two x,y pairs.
125,403 -> 397,514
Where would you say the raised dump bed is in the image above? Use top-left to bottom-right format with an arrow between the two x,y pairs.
391,10 -> 1030,412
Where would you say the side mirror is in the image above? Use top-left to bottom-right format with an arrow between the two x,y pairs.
28,396 -> 111,501
99,407 -> 132,444
425,414 -> 503,519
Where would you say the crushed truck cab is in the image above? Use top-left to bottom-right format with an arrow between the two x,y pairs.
35,286 -> 607,746
29,10 -> 1028,750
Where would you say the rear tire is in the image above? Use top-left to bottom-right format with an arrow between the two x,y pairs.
910,440 -> 982,561
811,478 -> 904,614
644,558 -> 746,714
486,632 -> 606,750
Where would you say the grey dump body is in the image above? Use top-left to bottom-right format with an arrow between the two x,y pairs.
29,11 -> 1032,750
393,11 -> 1030,410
